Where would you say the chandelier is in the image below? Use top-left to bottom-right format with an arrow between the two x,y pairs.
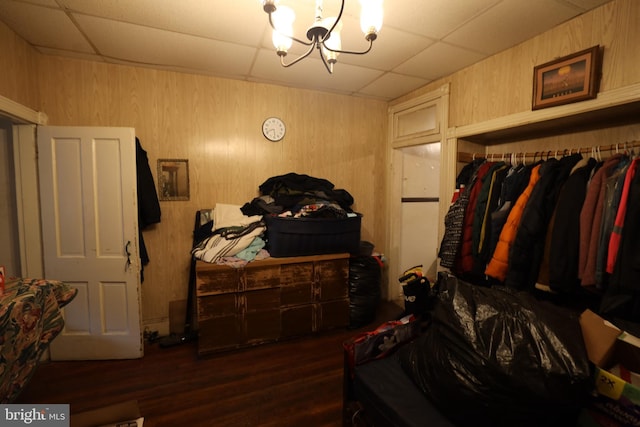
261,0 -> 384,73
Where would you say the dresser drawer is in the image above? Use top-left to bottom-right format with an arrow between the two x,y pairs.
195,254 -> 349,356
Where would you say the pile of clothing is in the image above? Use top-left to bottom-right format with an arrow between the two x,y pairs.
193,173 -> 357,266
241,172 -> 356,219
192,204 -> 267,267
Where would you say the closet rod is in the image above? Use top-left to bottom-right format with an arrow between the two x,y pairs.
458,140 -> 640,164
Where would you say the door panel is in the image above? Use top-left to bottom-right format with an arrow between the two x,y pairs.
38,126 -> 142,360
51,138 -> 85,256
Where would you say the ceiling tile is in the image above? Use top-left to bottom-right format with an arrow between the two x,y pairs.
59,0 -> 268,46
0,0 -> 94,52
251,48 -> 384,96
73,14 -> 257,78
393,42 -> 486,80
444,0 -> 587,55
337,22 -> 435,71
357,73 -> 431,100
383,0 -> 501,39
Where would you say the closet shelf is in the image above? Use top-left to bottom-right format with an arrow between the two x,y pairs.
448,83 -> 640,144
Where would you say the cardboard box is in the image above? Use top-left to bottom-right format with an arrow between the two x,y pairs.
580,310 -> 640,426
71,400 -> 143,427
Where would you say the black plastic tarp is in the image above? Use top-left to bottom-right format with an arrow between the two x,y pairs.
398,272 -> 592,427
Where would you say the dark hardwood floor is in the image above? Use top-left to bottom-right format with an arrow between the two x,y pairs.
17,301 -> 404,427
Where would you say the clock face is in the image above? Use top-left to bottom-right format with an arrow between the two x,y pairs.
262,117 -> 285,142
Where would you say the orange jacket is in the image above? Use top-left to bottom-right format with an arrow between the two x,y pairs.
485,164 -> 542,282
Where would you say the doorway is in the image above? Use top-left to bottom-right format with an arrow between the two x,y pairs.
0,118 -> 21,277
393,143 -> 441,300
1,96 -> 143,360
386,85 -> 451,303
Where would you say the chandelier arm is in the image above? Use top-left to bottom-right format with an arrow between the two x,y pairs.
268,12 -> 313,47
280,42 -> 318,68
321,0 -> 346,43
322,38 -> 374,56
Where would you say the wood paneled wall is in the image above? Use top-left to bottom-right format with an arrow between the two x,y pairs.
0,21 -> 39,109
34,57 -> 388,328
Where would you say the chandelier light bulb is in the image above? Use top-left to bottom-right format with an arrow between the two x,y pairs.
322,18 -> 343,64
360,0 -> 383,40
271,5 -> 295,54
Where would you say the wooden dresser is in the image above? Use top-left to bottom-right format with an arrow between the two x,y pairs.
195,253 -> 350,356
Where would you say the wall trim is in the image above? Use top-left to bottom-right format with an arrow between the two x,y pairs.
0,95 -> 48,125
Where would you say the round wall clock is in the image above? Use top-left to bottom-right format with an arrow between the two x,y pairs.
262,117 -> 286,142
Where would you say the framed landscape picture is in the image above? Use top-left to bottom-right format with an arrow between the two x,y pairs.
532,45 -> 601,110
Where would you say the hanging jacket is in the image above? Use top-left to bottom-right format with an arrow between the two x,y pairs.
601,166 -> 640,322
137,138 -> 161,229
486,164 -> 531,260
607,158 -> 640,273
455,162 -> 495,276
547,158 -> 597,292
485,164 -> 542,283
538,158 -> 592,288
579,154 -> 625,286
136,137 -> 161,282
472,162 -> 509,268
439,185 -> 470,269
595,159 -> 630,287
439,161 -> 483,269
505,154 -> 582,290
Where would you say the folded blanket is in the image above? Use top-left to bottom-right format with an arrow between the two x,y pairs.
192,221 -> 265,263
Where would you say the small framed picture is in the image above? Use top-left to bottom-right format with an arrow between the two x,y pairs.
157,159 -> 190,201
532,45 -> 601,110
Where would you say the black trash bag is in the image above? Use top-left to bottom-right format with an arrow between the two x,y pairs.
348,256 -> 382,329
398,272 -> 592,427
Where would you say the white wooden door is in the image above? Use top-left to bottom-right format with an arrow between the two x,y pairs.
38,126 -> 143,360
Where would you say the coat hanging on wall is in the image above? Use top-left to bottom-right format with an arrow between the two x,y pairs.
136,137 -> 161,282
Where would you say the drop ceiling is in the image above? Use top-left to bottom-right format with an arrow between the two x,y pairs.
0,0 -> 613,101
